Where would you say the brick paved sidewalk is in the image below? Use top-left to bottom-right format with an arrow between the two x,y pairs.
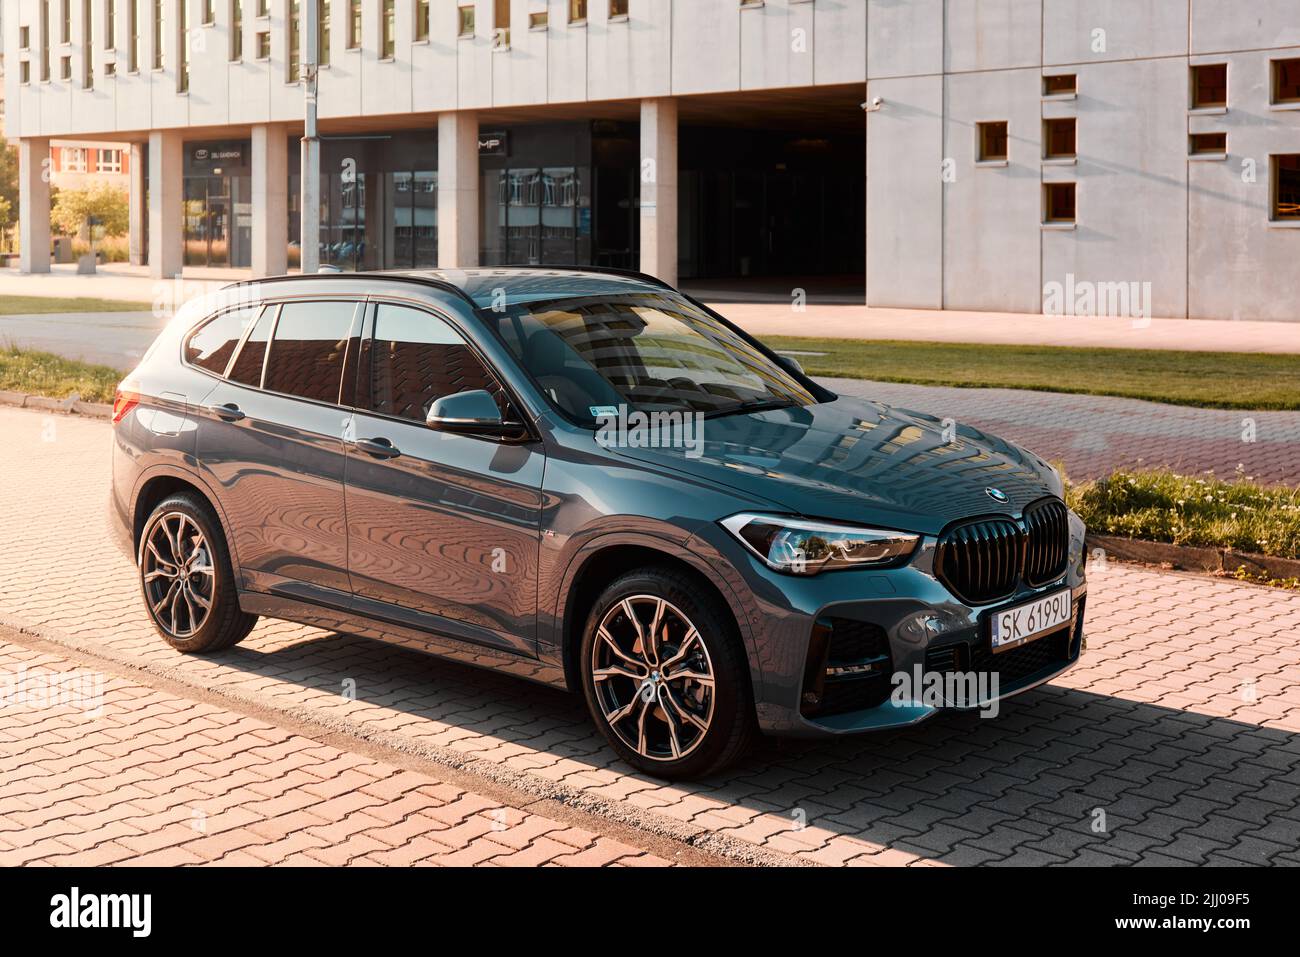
2,406 -> 1299,867
0,636 -> 674,867
824,377 -> 1300,484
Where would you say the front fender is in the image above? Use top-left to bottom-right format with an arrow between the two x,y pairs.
543,527 -> 764,704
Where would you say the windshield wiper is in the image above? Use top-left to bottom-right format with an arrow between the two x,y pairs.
703,398 -> 799,420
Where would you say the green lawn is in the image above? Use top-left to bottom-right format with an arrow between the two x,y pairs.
0,296 -> 152,316
761,337 -> 1300,411
1066,470 -> 1300,560
0,344 -> 121,404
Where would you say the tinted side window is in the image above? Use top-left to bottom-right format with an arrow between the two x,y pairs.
227,305 -> 276,387
185,306 -> 262,375
368,304 -> 506,422
263,301 -> 359,404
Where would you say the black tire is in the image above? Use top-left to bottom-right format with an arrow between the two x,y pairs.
579,567 -> 756,780
138,492 -> 257,653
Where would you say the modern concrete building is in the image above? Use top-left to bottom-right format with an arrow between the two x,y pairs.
3,1 -> 1299,319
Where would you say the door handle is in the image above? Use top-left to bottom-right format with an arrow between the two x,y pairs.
206,402 -> 245,422
352,437 -> 402,460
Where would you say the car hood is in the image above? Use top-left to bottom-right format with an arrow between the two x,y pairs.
607,396 -> 1063,536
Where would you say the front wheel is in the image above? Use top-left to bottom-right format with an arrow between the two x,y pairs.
138,493 -> 257,653
579,568 -> 755,780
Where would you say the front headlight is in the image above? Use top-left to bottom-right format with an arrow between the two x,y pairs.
720,513 -> 919,575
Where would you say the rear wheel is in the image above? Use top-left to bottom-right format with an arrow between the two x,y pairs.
579,568 -> 755,780
138,493 -> 256,653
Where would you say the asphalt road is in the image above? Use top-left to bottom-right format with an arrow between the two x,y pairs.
1,311 -> 163,369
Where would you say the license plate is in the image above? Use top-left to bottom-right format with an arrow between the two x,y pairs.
990,589 -> 1073,653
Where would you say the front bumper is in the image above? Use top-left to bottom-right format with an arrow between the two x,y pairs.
686,510 -> 1089,738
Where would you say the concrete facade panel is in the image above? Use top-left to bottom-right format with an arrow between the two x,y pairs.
1187,48 -> 1300,321
740,0 -> 815,92
1043,0 -> 1189,66
866,74 -> 943,309
867,0 -> 943,80
1192,0 -> 1300,54
813,0 -> 866,87
1040,58 -> 1189,319
671,0 -> 740,95
942,67 -> 1042,313
944,0 -> 1042,75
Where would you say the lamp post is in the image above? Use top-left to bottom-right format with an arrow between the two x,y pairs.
300,0 -> 321,274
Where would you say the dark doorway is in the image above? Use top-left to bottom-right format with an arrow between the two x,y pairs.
678,126 -> 864,281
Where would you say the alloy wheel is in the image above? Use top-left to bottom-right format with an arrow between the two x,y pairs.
142,511 -> 215,639
590,595 -> 716,762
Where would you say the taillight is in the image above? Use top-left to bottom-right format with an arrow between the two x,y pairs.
112,386 -> 140,424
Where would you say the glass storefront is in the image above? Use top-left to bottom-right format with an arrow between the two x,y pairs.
290,132 -> 439,272
183,142 -> 252,268
174,121 -> 861,282
279,124 -> 609,272
479,123 -> 593,267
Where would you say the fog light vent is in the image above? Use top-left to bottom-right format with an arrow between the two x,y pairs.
801,616 -> 893,718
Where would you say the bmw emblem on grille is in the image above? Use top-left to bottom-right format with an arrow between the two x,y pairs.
985,487 -> 1010,504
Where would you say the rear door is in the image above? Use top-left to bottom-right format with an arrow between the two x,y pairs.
343,300 -> 545,656
196,298 -> 363,602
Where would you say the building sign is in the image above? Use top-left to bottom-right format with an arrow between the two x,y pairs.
478,131 -> 509,157
191,144 -> 245,168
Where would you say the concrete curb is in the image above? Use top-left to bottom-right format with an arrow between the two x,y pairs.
1088,533 -> 1300,581
0,390 -> 112,419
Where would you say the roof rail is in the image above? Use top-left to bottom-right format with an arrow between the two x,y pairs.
503,263 -> 676,291
221,271 -> 481,310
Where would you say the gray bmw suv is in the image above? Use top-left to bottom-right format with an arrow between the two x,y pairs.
110,268 -> 1087,779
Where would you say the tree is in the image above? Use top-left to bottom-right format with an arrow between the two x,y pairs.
0,142 -> 18,225
51,182 -> 129,240
0,143 -> 18,252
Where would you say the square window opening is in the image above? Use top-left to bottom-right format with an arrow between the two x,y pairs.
1044,183 -> 1076,224
1190,132 -> 1227,155
1191,63 -> 1228,109
1043,74 -> 1076,96
977,121 -> 1008,162
1044,118 -> 1076,159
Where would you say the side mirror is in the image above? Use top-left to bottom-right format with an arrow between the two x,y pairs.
776,354 -> 804,376
426,389 -> 523,437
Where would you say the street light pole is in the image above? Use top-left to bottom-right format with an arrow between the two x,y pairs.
300,0 -> 321,274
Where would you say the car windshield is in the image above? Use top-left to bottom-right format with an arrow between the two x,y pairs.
483,292 -> 819,424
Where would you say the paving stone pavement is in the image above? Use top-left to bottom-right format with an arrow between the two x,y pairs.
1,406 -> 1299,866
0,639 -> 671,867
824,377 -> 1300,485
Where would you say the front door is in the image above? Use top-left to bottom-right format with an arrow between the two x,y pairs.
206,188 -> 230,267
343,301 -> 544,656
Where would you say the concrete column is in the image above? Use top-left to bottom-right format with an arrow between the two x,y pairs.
300,137 -> 321,274
18,139 -> 52,274
148,130 -> 184,280
128,142 -> 147,266
437,111 -> 479,268
639,98 -> 678,287
251,124 -> 289,277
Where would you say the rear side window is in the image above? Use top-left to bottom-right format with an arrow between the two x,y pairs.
227,306 -> 276,387
185,306 -> 262,375
263,301 -> 359,404
368,303 -> 507,422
